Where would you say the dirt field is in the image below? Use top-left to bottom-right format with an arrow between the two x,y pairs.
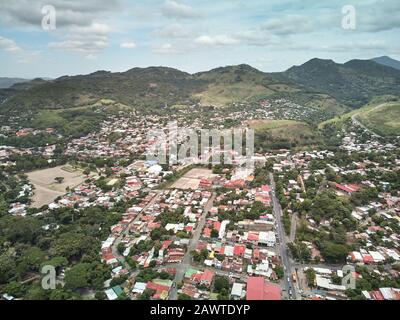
169,168 -> 216,190
27,165 -> 86,208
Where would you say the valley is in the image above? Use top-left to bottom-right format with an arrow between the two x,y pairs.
1,57 -> 400,303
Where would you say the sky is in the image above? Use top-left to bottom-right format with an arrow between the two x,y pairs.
0,0 -> 399,78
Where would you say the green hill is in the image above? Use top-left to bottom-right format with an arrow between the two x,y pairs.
0,77 -> 29,89
358,103 -> 400,137
2,58 -> 400,129
1,67 -> 207,114
372,56 -> 400,71
248,119 -> 321,150
277,58 -> 400,108
193,64 -> 299,106
318,96 -> 400,137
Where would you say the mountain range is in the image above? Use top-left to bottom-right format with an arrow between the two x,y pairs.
0,77 -> 29,89
372,56 -> 400,71
1,56 -> 400,118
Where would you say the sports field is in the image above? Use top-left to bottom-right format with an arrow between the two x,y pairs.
27,165 -> 86,208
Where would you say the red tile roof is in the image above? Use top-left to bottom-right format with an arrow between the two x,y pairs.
261,185 -> 271,192
213,221 -> 221,232
161,240 -> 173,250
363,255 -> 374,264
234,244 -> 246,256
247,232 -> 259,242
246,277 -> 281,300
200,269 -> 215,284
146,282 -> 170,293
335,183 -> 361,194
203,227 -> 211,238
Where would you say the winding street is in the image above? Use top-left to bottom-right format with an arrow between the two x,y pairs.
351,114 -> 382,138
350,103 -> 393,139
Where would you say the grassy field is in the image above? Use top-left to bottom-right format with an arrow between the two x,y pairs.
193,82 -> 276,106
193,64 -> 300,107
169,168 -> 216,190
248,119 -> 301,131
318,95 -> 400,130
357,104 -> 400,136
248,119 -> 320,150
27,165 -> 86,208
29,100 -> 132,138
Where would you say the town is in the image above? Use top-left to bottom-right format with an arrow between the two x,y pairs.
1,98 -> 399,301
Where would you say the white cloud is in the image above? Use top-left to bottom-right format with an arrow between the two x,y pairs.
0,36 -> 21,52
161,0 -> 199,19
48,22 -> 110,54
1,2 -> 116,57
261,15 -> 314,35
194,35 -> 239,46
17,51 -> 41,64
120,42 -> 136,49
152,43 -> 179,54
154,23 -> 191,39
0,0 -> 120,28
85,54 -> 97,60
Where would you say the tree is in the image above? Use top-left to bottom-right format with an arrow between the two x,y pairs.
49,289 -> 73,300
274,266 -> 284,279
210,229 -> 219,238
49,232 -> 97,262
148,260 -> 157,268
117,243 -> 125,255
305,268 -> 316,288
17,246 -> 46,273
139,288 -> 155,300
320,241 -> 348,263
4,281 -> 25,297
64,263 -> 91,290
1,216 -> 43,244
105,167 -> 113,177
95,291 -> 107,300
25,283 -> 49,300
216,254 -> 225,262
214,276 -> 229,293
110,274 -> 128,287
178,293 -> 191,300
288,242 -> 311,263
55,177 -> 65,184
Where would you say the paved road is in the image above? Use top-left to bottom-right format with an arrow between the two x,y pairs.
269,172 -> 298,300
111,190 -> 161,270
169,192 -> 216,300
351,114 -> 382,138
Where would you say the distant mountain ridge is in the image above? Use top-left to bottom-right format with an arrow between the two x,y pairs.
0,77 -> 29,89
372,56 -> 400,71
1,58 -> 400,116
277,58 -> 400,108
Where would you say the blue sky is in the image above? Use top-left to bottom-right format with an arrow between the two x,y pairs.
0,0 -> 399,78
